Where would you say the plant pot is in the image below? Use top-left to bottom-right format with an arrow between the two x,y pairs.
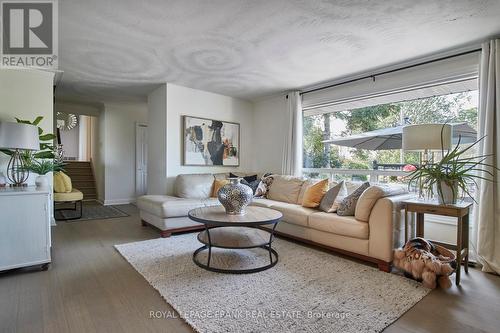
35,175 -> 49,189
217,178 -> 253,215
435,180 -> 458,205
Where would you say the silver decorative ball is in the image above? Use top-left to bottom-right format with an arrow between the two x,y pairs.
217,178 -> 253,215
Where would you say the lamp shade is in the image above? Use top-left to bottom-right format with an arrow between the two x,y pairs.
0,122 -> 40,150
402,124 -> 452,151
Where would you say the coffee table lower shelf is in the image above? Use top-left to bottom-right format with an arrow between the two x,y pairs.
193,226 -> 278,274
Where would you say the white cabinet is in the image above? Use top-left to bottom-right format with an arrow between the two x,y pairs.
0,187 -> 51,271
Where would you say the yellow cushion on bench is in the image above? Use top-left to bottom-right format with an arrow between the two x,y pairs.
54,189 -> 83,202
54,171 -> 72,193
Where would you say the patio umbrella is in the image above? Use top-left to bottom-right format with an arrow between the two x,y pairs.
323,123 -> 477,150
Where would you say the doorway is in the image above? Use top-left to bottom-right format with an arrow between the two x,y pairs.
136,123 -> 148,196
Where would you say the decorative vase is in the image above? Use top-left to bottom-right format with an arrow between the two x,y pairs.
217,178 -> 253,215
435,180 -> 458,205
0,172 -> 6,187
35,175 -> 49,189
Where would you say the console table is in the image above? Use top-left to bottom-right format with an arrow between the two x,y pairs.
403,199 -> 472,285
0,187 -> 52,271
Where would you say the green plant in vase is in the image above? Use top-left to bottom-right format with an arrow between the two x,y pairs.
21,160 -> 65,189
407,127 -> 497,205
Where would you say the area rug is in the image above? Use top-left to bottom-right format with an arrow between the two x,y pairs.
115,234 -> 430,333
55,202 -> 129,221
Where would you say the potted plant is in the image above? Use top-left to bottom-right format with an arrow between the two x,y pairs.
407,130 -> 496,205
22,160 -> 65,189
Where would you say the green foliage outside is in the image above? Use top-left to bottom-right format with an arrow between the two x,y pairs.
303,92 -> 478,172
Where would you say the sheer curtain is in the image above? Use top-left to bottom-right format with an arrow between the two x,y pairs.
282,91 -> 303,176
475,39 -> 500,274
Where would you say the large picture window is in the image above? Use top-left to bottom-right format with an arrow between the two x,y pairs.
303,90 -> 478,182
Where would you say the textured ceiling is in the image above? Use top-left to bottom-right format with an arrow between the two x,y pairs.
57,0 -> 500,103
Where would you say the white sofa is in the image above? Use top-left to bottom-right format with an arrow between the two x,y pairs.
137,173 -> 413,271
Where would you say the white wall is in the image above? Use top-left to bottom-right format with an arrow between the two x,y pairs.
91,114 -> 105,202
0,68 -> 54,184
147,85 -> 168,195
101,102 -> 148,204
164,83 -> 254,195
251,94 -> 287,174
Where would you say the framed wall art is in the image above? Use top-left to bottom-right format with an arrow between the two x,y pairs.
183,116 -> 240,166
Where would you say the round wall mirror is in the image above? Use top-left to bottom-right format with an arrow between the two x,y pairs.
56,112 -> 78,131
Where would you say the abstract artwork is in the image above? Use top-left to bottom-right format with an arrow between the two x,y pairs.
183,116 -> 240,166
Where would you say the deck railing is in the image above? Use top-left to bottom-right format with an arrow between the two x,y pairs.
302,168 -> 409,184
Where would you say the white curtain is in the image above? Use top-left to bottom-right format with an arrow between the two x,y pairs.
282,91 -> 303,176
475,39 -> 500,274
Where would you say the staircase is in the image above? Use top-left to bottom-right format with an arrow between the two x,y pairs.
63,161 -> 97,200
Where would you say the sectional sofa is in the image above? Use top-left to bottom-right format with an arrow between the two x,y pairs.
137,173 -> 413,271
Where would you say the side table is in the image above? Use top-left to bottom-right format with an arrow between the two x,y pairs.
403,199 -> 472,285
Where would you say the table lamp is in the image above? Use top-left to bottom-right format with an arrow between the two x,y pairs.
0,122 -> 40,187
402,123 -> 452,199
402,123 -> 452,163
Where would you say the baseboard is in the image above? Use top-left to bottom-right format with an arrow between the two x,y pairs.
103,198 -> 136,206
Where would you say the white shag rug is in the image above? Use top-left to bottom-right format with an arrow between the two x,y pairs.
115,234 -> 429,333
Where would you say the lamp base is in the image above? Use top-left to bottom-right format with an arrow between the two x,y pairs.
9,183 -> 28,187
6,149 -> 30,187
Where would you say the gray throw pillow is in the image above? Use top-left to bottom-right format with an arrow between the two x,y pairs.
319,181 -> 345,213
337,182 -> 370,216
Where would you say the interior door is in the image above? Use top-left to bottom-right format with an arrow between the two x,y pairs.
136,123 -> 148,196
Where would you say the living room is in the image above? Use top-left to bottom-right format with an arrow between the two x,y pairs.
1,1 -> 500,332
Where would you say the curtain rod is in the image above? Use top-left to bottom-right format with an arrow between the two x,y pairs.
300,48 -> 481,95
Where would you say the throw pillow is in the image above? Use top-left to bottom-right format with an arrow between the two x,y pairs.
54,171 -> 72,193
337,182 -> 370,216
212,179 -> 229,197
242,179 -> 260,194
302,179 -> 329,208
254,174 -> 274,197
229,173 -> 257,183
319,181 -> 346,213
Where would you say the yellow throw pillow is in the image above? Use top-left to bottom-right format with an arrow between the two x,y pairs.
212,179 -> 229,197
53,172 -> 65,193
302,179 -> 329,208
54,171 -> 72,193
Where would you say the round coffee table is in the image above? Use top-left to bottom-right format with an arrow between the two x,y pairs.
188,206 -> 282,274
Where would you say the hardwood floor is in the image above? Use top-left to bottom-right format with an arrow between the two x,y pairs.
1,204 -> 499,333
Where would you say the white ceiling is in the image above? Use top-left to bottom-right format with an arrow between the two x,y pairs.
57,0 -> 500,103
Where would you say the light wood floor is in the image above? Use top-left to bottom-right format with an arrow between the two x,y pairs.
1,204 -> 499,333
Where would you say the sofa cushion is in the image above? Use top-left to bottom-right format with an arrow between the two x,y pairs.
267,175 -> 304,204
137,195 -> 219,218
250,198 -> 276,208
302,178 -> 329,208
319,181 -> 346,213
337,182 -> 370,216
175,174 -> 214,199
309,212 -> 369,239
268,201 -> 316,227
54,188 -> 83,202
355,184 -> 408,222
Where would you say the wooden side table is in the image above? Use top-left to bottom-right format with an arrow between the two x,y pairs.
403,199 -> 472,285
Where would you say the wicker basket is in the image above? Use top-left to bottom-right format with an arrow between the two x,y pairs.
432,244 -> 457,273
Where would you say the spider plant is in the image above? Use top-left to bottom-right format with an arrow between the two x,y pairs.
21,159 -> 65,175
407,127 -> 497,204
